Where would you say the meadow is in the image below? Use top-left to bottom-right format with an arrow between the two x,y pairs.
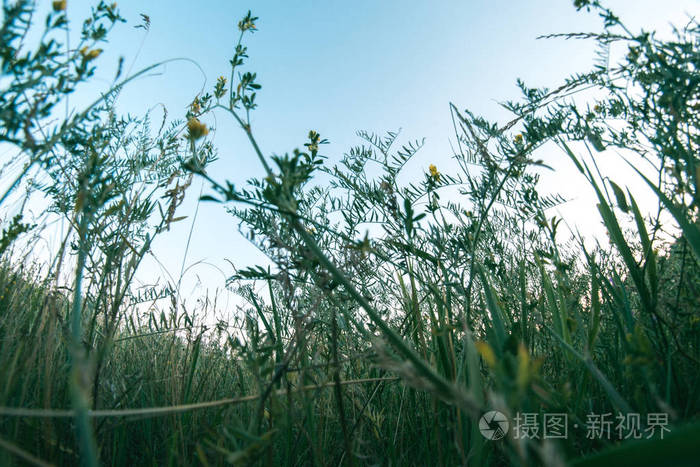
0,1 -> 699,465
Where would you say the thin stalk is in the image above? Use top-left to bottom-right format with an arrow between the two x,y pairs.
331,308 -> 354,466
70,212 -> 99,467
291,218 -> 478,415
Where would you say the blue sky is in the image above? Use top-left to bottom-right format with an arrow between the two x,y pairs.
54,0 -> 699,299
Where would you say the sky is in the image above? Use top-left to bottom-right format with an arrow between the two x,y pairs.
21,0 -> 700,304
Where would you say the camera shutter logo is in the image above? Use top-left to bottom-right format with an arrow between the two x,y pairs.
479,411 -> 509,440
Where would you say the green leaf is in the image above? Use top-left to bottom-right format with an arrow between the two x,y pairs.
544,325 -> 632,413
587,131 -> 606,152
629,162 -> 700,261
571,421 -> 700,467
477,265 -> 506,350
609,181 -> 629,213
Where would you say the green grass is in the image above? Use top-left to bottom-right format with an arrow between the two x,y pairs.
1,0 -> 699,465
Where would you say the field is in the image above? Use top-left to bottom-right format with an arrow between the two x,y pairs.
0,1 -> 699,465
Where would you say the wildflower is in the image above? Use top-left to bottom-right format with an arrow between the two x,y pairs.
187,117 -> 209,140
516,343 -> 537,389
475,341 -> 496,367
238,13 -> 258,32
53,0 -> 67,11
87,49 -> 102,60
428,164 -> 440,181
190,97 -> 201,114
80,47 -> 102,61
514,134 -> 524,144
594,104 -> 602,113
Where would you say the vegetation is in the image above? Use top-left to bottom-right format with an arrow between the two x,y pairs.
0,0 -> 698,465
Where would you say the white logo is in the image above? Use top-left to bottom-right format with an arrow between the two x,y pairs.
479,410 -> 509,440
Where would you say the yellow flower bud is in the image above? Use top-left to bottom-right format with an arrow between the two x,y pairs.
475,341 -> 496,367
86,48 -> 102,60
80,47 -> 102,61
190,97 -> 201,114
187,118 -> 209,140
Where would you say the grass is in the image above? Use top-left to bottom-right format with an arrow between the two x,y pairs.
1,0 -> 699,465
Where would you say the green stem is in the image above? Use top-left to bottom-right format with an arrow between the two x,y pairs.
291,218 -> 477,414
71,212 -> 99,467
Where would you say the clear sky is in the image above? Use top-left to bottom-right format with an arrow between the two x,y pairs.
48,0 -> 700,301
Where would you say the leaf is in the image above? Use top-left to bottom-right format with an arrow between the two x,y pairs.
629,162 -> 700,261
571,421 -> 700,467
587,131 -> 606,152
560,141 -> 653,315
588,264 -> 602,350
477,265 -> 506,350
609,180 -> 629,213
544,324 -> 632,413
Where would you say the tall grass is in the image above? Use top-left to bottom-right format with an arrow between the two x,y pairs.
1,1 -> 699,465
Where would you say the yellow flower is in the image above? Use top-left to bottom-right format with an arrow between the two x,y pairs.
187,117 -> 209,140
475,341 -> 496,367
428,164 -> 440,181
86,48 -> 102,60
516,343 -> 533,389
80,47 -> 102,61
190,97 -> 201,114
53,0 -> 67,11
514,134 -> 523,144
